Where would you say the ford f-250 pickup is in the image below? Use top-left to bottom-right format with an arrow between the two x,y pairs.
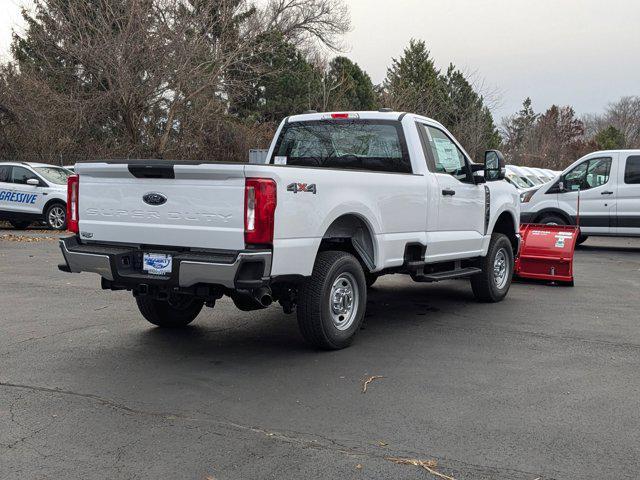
58,111 -> 520,349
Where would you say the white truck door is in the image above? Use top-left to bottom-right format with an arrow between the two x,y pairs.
418,124 -> 485,260
615,153 -> 640,235
9,166 -> 45,215
561,155 -> 617,234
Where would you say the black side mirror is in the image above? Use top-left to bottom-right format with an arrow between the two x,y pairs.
484,150 -> 506,181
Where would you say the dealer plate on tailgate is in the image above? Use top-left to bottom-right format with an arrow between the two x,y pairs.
143,253 -> 173,275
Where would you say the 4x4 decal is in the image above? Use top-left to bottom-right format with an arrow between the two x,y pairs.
287,183 -> 317,194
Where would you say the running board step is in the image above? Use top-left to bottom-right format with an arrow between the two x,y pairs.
413,267 -> 481,282
405,260 -> 426,269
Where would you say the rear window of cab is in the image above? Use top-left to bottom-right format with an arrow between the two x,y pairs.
270,120 -> 412,174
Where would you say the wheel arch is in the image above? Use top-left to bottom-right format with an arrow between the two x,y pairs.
490,210 -> 520,255
319,213 -> 377,272
43,197 -> 66,213
531,208 -> 573,225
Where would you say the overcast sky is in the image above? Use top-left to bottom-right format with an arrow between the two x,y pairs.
1,0 -> 639,121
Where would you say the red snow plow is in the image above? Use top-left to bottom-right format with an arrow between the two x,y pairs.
515,224 -> 580,285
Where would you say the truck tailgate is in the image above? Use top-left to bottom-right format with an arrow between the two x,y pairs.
75,162 -> 246,250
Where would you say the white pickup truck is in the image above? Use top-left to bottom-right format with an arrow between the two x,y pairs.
59,111 -> 520,349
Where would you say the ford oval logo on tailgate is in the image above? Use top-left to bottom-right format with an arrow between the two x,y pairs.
143,192 -> 167,206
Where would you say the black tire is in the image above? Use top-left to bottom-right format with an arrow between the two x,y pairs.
365,271 -> 379,288
576,235 -> 588,245
135,294 -> 204,328
471,233 -> 514,303
45,203 -> 67,230
9,220 -> 31,229
538,214 -> 567,226
297,251 -> 367,350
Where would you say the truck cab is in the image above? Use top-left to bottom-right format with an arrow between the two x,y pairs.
59,111 -> 520,349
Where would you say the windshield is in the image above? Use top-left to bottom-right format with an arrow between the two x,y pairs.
272,120 -> 411,173
526,175 -> 542,185
506,173 -> 529,189
34,167 -> 71,185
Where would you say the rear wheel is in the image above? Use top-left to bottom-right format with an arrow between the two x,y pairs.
297,251 -> 367,350
135,294 -> 204,328
45,203 -> 67,230
9,220 -> 31,229
471,233 -> 514,303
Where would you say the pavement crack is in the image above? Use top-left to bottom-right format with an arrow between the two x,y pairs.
5,323 -> 112,348
0,380 -> 565,479
0,381 -> 175,418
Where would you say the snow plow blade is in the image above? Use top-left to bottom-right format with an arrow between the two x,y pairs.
515,224 -> 580,285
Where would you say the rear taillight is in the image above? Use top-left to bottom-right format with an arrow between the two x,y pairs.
67,174 -> 79,233
244,178 -> 277,246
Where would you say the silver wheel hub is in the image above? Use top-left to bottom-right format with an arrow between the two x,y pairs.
493,248 -> 509,289
330,272 -> 359,331
49,206 -> 65,229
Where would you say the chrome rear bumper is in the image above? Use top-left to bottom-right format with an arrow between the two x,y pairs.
59,236 -> 272,289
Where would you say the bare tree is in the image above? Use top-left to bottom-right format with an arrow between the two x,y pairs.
583,96 -> 640,148
0,0 -> 350,162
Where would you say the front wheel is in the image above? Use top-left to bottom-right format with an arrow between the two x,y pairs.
471,233 -> 514,303
297,251 -> 367,350
538,215 -> 567,226
135,294 -> 204,328
45,203 -> 67,230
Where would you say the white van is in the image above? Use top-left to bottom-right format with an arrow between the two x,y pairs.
521,150 -> 640,242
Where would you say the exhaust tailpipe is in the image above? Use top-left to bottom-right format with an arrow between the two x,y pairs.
253,287 -> 273,307
232,287 -> 273,311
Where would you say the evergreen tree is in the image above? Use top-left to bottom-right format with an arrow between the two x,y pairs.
230,33 -> 322,122
324,56 -> 377,111
595,125 -> 626,150
382,39 -> 445,116
441,64 -> 500,160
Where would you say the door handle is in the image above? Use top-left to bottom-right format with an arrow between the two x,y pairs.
601,191 -> 614,195
442,189 -> 456,196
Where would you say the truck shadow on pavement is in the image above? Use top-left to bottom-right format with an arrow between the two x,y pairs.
129,280 -> 478,362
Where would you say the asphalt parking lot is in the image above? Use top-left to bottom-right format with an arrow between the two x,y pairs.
1,230 -> 639,480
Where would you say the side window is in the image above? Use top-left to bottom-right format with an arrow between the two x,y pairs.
585,158 -> 611,188
11,167 -> 36,185
624,156 -> 640,184
423,126 -> 468,180
564,158 -> 611,191
0,166 -> 11,183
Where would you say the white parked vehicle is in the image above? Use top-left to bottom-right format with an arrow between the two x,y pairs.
521,150 -> 640,243
532,168 -> 552,183
58,111 -> 520,349
505,169 -> 531,190
506,165 -> 537,188
0,162 -> 71,230
520,167 -> 546,186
